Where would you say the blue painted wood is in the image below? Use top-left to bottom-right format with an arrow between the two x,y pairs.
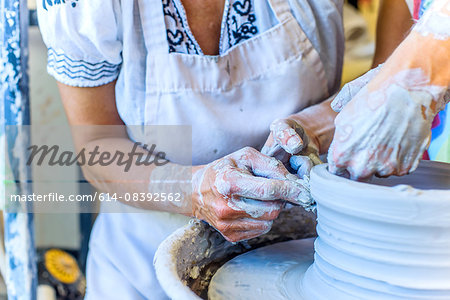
0,0 -> 37,299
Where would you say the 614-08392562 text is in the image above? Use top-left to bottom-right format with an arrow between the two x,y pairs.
9,192 -> 183,203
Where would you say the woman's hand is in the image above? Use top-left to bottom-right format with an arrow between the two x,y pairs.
328,68 -> 448,180
191,147 -> 311,242
328,0 -> 450,180
261,118 -> 322,178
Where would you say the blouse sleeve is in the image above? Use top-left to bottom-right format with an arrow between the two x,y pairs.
37,0 -> 123,87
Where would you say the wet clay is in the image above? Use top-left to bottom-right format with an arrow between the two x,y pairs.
209,161 -> 450,300
302,161 -> 450,300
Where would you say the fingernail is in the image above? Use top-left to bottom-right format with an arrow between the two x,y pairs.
294,190 -> 312,206
262,221 -> 273,234
290,180 -> 312,206
286,136 -> 302,154
297,161 -> 313,178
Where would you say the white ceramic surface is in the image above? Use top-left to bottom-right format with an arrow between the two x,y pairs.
302,161 -> 450,300
209,161 -> 450,300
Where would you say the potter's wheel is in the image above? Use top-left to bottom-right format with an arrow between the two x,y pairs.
208,161 -> 450,300
208,238 -> 314,300
155,161 -> 450,300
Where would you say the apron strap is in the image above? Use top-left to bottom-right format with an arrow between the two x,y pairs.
268,0 -> 293,23
137,0 -> 169,54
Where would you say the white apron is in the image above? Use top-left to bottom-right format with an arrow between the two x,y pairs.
85,0 -> 335,299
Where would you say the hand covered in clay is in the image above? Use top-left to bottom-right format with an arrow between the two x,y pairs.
192,147 -> 311,242
261,118 -> 322,178
328,0 -> 450,179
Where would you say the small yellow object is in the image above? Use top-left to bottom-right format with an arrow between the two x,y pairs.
44,249 -> 80,284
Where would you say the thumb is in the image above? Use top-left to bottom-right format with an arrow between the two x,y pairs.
331,64 -> 383,112
270,119 -> 306,155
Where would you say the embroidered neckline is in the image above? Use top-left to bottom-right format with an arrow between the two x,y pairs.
42,0 -> 79,10
162,0 -> 201,54
162,0 -> 259,55
223,0 -> 258,50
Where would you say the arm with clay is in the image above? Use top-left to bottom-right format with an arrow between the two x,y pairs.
58,82 -> 311,242
261,0 -> 414,178
328,0 -> 450,179
331,0 -> 415,112
264,0 -> 447,180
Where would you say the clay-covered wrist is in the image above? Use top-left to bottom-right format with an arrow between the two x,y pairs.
371,0 -> 450,92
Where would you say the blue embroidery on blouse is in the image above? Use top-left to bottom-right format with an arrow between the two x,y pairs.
43,0 -> 78,11
47,48 -> 120,82
163,0 -> 201,54
163,0 -> 259,55
226,0 -> 258,49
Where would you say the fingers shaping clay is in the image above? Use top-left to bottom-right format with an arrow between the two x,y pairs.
209,161 -> 450,300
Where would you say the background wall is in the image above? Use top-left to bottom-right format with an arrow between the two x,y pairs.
341,0 -> 379,84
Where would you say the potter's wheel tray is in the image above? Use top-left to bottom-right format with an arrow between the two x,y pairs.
208,238 -> 314,300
